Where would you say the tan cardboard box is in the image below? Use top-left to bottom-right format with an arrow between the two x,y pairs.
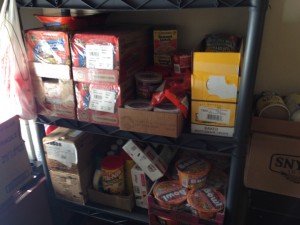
50,166 -> 92,205
0,116 -> 32,206
43,127 -> 99,174
88,188 -> 135,212
245,117 -> 300,198
119,108 -> 184,138
32,76 -> 76,119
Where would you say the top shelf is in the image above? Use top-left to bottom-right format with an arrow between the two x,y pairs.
18,0 -> 265,10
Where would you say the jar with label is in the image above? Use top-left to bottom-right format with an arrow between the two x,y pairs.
101,155 -> 125,195
135,72 -> 162,99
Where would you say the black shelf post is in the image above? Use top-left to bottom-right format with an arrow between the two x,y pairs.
228,0 -> 269,225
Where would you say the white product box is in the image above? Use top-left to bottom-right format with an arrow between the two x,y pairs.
131,165 -> 152,209
122,140 -> 167,181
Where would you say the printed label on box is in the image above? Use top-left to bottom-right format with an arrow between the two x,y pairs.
197,107 -> 230,124
86,44 -> 114,70
89,89 -> 116,113
45,141 -> 77,167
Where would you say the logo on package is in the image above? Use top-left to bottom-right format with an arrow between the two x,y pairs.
269,154 -> 300,183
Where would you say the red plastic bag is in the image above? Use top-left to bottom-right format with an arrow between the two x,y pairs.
0,0 -> 36,120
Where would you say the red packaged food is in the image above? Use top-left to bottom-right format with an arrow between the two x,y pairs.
26,29 -> 70,65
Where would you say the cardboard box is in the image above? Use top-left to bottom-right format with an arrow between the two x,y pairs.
30,62 -> 71,80
119,108 -> 184,138
26,29 -> 70,65
0,116 -> 32,206
148,181 -> 225,225
153,28 -> 177,55
192,47 -> 241,103
43,127 -> 99,174
32,76 -> 76,119
191,101 -> 236,137
0,177 -> 54,225
50,166 -> 92,204
131,165 -> 152,209
88,188 -> 135,212
122,140 -> 177,181
245,117 -> 300,198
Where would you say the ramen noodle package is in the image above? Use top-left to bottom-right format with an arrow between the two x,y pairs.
26,29 -> 70,64
187,188 -> 224,220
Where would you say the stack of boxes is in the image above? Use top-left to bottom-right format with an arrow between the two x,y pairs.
42,127 -> 100,204
191,43 -> 242,137
153,27 -> 177,68
0,115 -> 32,206
71,27 -> 151,126
26,30 -> 76,119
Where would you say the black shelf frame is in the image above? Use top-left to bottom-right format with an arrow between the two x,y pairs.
20,0 -> 270,224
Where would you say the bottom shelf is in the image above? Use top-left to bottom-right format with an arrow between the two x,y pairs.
57,199 -> 149,225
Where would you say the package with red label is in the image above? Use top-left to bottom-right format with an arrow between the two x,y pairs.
151,74 -> 191,118
25,29 -> 70,65
172,51 -> 192,74
75,79 -> 134,126
71,27 -> 151,70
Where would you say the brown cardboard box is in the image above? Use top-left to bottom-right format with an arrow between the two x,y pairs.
119,108 -> 184,138
32,76 -> 76,119
244,117 -> 300,198
50,166 -> 93,204
43,127 -> 99,174
0,115 -> 32,206
88,188 -> 135,212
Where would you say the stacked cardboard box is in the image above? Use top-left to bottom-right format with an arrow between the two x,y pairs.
71,26 -> 151,126
43,127 -> 100,204
0,115 -> 32,206
26,29 -> 76,119
191,44 -> 242,137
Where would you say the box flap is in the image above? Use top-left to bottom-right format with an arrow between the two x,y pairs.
251,117 -> 300,138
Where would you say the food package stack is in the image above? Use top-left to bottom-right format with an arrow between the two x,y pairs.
26,29 -> 76,119
71,26 -> 151,126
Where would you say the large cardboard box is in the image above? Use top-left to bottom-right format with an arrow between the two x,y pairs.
119,108 -> 184,138
32,76 -> 76,119
50,166 -> 92,204
245,117 -> 300,198
88,188 -> 135,212
192,47 -> 241,103
191,101 -> 236,137
0,116 -> 32,206
43,127 -> 99,174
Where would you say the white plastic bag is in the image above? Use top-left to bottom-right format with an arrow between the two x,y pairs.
0,0 -> 36,120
